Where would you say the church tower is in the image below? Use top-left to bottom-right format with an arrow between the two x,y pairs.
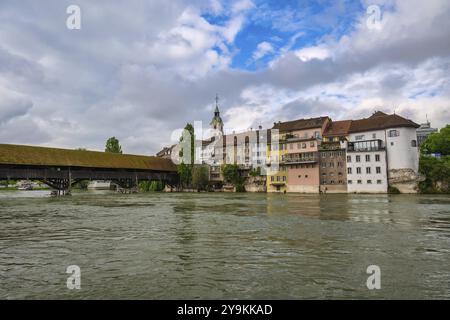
210,94 -> 224,134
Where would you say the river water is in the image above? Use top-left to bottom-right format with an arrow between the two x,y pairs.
0,191 -> 449,299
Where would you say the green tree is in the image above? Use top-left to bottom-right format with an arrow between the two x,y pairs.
222,164 -> 245,192
419,155 -> 450,193
177,162 -> 192,188
192,165 -> 209,191
105,137 -> 123,154
249,167 -> 261,177
179,123 -> 195,165
421,125 -> 450,155
139,180 -> 164,192
177,123 -> 195,189
222,164 -> 240,184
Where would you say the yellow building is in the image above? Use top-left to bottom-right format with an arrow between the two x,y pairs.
266,132 -> 288,192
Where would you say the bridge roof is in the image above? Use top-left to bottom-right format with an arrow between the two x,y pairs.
0,144 -> 177,172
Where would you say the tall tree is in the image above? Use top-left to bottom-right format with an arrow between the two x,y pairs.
179,123 -> 195,165
421,125 -> 450,156
192,165 -> 209,191
105,137 -> 122,154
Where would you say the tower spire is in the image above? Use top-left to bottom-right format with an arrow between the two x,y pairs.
215,93 -> 219,113
210,94 -> 223,134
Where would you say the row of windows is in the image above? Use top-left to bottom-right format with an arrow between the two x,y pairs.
355,133 -> 378,140
290,164 -> 315,169
321,180 -> 345,185
321,162 -> 344,168
348,180 -> 383,185
348,167 -> 382,174
321,151 -> 345,158
322,172 -> 344,177
347,154 -> 381,162
288,141 -> 315,149
270,176 -> 287,182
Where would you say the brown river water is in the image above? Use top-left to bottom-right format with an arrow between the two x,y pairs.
0,191 -> 449,299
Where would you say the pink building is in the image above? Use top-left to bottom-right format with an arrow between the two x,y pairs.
273,117 -> 330,193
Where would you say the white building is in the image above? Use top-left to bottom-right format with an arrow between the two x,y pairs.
346,139 -> 388,193
345,111 -> 420,193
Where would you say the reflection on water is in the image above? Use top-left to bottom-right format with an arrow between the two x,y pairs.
0,191 -> 449,299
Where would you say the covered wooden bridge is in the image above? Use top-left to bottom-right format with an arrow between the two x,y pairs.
0,144 -> 178,194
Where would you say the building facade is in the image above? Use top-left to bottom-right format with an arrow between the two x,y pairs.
416,120 -> 438,147
346,111 -> 420,193
271,117 -> 330,193
319,120 -> 352,193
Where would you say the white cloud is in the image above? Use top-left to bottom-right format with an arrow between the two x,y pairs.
295,46 -> 331,62
0,0 -> 449,155
232,0 -> 255,14
252,41 -> 274,60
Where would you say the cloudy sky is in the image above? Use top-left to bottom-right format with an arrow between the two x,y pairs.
0,0 -> 449,155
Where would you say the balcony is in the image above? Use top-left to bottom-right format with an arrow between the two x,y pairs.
281,153 -> 318,164
319,142 -> 342,151
281,134 -> 321,143
348,139 -> 385,152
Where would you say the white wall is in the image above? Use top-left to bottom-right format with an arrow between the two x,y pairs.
385,127 -> 419,172
347,151 -> 388,193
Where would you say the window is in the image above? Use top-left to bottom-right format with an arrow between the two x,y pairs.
348,180 -> 353,184
356,135 -> 365,141
315,131 -> 320,138
376,167 -> 381,174
356,167 -> 361,174
356,155 -> 361,162
348,168 -> 352,174
302,143 -> 306,149
305,175 -> 308,178
391,142 -> 394,146
411,140 -> 417,147
372,133 -> 376,139
377,180 -> 382,184
283,176 -> 286,181
329,162 -> 334,168
321,162 -> 327,168
338,180 -> 343,184
271,176 -> 274,182
357,180 -> 362,184
298,175 -> 301,178
366,167 -> 371,174
365,155 -> 370,162
367,180 -> 372,184
375,154 -> 380,162
388,129 -> 400,137
277,176 -> 280,182
338,162 -> 342,167
310,141 -> 315,147
330,180 -> 335,184
322,172 -> 327,176
347,155 -> 351,162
